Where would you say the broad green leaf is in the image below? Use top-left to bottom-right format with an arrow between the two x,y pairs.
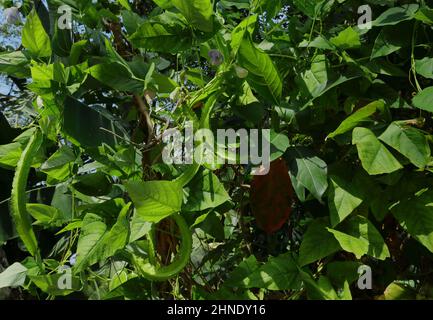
299,35 -> 335,50
224,255 -> 259,287
87,62 -> 144,92
0,142 -> 23,169
40,145 -> 77,183
370,25 -> 411,59
379,122 -> 431,169
0,51 -> 29,78
129,213 -> 152,243
327,215 -> 390,260
22,9 -> 52,57
268,130 -> 290,162
287,147 -> 328,201
292,0 -> 326,18
172,0 -> 214,32
183,170 -> 231,212
230,15 -> 257,57
391,190 -> 433,253
373,4 -> 419,26
299,54 -> 328,98
63,96 -> 119,148
328,175 -> 363,227
0,263 -> 27,289
327,100 -> 382,139
299,218 -> 341,266
300,271 -> 341,300
74,204 -> 130,273
415,57 -> 433,79
26,204 -> 68,227
352,127 -> 403,175
74,213 -> 107,272
384,281 -> 417,300
126,180 -> 183,222
122,10 -> 145,34
326,261 -> 363,286
412,86 -> 433,112
129,12 -> 193,53
29,273 -> 81,296
330,27 -> 361,49
238,36 -> 282,105
226,253 -> 301,290
301,74 -> 361,110
72,172 -> 113,196
95,203 -> 131,261
117,0 -> 132,10
220,0 -> 250,10
415,6 -> 433,24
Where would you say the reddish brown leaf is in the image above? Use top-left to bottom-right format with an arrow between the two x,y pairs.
250,158 -> 294,234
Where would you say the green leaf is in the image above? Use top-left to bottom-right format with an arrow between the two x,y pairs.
328,175 -> 363,227
299,218 -> 341,266
0,142 -> 23,169
126,180 -> 183,222
391,190 -> 433,253
87,62 -> 144,92
224,255 -> 259,287
412,86 -> 433,112
330,27 -> 361,50
238,36 -> 282,105
29,273 -> 81,296
326,261 -> 363,286
0,51 -> 29,78
384,281 -> 417,300
327,100 -> 382,139
95,203 -> 131,260
172,0 -> 214,32
74,213 -> 107,272
22,9 -> 52,58
373,4 -> 419,26
117,0 -> 132,10
226,253 -> 301,290
300,271 -> 341,300
352,127 -> 403,175
74,204 -> 130,273
415,57 -> 433,79
268,130 -> 290,162
379,122 -> 431,169
0,263 -> 27,289
72,172 -> 113,196
230,15 -> 257,57
371,25 -> 411,59
183,170 -> 231,212
298,54 -> 328,98
301,74 -> 361,110
292,0 -> 325,18
128,12 -> 193,53
26,204 -> 68,227
327,215 -> 390,260
63,96 -> 120,148
40,145 -> 77,183
287,147 -> 328,201
415,6 -> 433,24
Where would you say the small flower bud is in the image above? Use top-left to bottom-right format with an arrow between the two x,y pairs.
208,49 -> 224,66
235,65 -> 249,78
4,7 -> 21,25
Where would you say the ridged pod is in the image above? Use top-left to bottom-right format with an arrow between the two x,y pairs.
10,128 -> 43,259
132,213 -> 192,281
134,94 -> 219,281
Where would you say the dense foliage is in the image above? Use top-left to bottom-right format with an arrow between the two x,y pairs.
1,0 -> 433,300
